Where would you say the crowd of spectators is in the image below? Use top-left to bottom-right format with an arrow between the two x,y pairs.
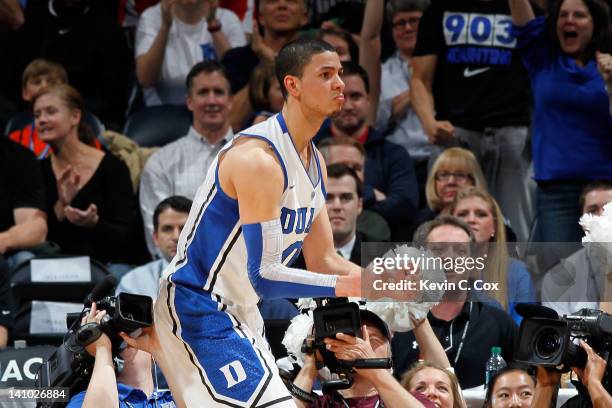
0,0 -> 611,406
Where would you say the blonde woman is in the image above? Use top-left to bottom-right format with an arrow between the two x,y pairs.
450,187 -> 535,324
425,148 -> 487,215
402,361 -> 466,408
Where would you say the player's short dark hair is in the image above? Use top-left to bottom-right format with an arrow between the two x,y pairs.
185,61 -> 230,94
275,38 -> 336,99
153,196 -> 193,231
326,163 -> 364,198
579,180 -> 612,214
340,61 -> 370,94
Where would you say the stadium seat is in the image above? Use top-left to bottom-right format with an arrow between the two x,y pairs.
123,105 -> 192,147
10,255 -> 112,346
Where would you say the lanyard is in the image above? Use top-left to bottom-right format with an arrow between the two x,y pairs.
442,302 -> 472,366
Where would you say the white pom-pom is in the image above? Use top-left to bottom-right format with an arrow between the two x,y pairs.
281,312 -> 313,366
581,202 -> 612,243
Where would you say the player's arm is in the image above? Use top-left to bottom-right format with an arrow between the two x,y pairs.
219,140 -> 360,298
302,155 -> 362,279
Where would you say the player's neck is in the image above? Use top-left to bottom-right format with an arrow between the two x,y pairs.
281,103 -> 324,152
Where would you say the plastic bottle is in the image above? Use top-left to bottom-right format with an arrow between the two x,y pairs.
485,346 -> 507,388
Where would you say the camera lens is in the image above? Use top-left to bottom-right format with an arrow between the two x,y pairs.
535,328 -> 561,360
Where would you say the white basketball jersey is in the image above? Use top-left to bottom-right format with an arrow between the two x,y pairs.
162,113 -> 326,309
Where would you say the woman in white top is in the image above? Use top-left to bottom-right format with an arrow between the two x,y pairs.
136,0 -> 246,106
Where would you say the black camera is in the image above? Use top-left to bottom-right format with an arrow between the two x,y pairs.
301,299 -> 392,393
35,291 -> 153,407
516,307 -> 612,369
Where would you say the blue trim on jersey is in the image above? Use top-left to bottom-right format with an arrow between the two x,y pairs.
276,113 -> 321,189
312,142 -> 326,198
242,223 -> 336,299
172,191 -> 240,289
173,285 -> 269,404
238,133 -> 288,192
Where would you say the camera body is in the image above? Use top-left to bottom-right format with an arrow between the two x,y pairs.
301,299 -> 391,393
515,308 -> 612,369
36,293 -> 153,406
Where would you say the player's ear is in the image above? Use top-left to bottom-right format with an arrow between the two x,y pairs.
284,75 -> 300,98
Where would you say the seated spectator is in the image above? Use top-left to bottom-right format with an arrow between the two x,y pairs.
541,180 -> 612,316
116,196 -> 192,299
0,256 -> 14,347
318,137 -> 391,241
392,216 -> 517,389
248,61 -> 284,125
222,0 -> 308,130
425,148 -> 487,216
450,187 -> 535,324
400,362 -> 464,408
34,85 -> 139,265
316,28 -> 358,62
139,61 -> 233,254
510,0 -> 612,243
290,308 -> 444,407
316,61 -> 420,240
9,59 -> 68,159
136,0 -> 246,106
16,0 -> 131,127
483,366 -> 535,408
66,304 -> 175,408
0,134 -> 47,266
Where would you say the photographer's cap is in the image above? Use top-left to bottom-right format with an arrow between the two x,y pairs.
360,309 -> 392,341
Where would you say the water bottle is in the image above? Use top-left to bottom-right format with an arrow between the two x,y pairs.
485,346 -> 506,388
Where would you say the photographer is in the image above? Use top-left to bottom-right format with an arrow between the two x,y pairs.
289,310 -> 446,407
65,303 -> 175,408
533,340 -> 612,408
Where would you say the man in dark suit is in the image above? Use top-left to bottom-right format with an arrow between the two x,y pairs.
325,163 -> 376,266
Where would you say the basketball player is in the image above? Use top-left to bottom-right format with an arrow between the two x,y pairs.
154,39 -> 363,408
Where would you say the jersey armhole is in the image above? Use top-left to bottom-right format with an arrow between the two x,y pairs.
214,134 -> 289,200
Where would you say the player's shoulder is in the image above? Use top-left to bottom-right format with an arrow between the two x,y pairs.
237,115 -> 283,140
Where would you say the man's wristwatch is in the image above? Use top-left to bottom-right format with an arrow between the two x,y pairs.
207,19 -> 222,33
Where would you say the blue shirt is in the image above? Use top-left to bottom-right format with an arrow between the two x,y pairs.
66,383 -> 175,408
513,17 -> 612,181
507,258 -> 536,325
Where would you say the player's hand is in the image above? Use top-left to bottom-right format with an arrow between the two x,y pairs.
424,120 -> 455,145
65,203 -> 99,227
81,303 -> 112,357
596,51 -> 612,89
161,0 -> 176,29
251,19 -> 276,62
56,165 -> 80,206
573,340 -> 607,388
335,268 -> 362,297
